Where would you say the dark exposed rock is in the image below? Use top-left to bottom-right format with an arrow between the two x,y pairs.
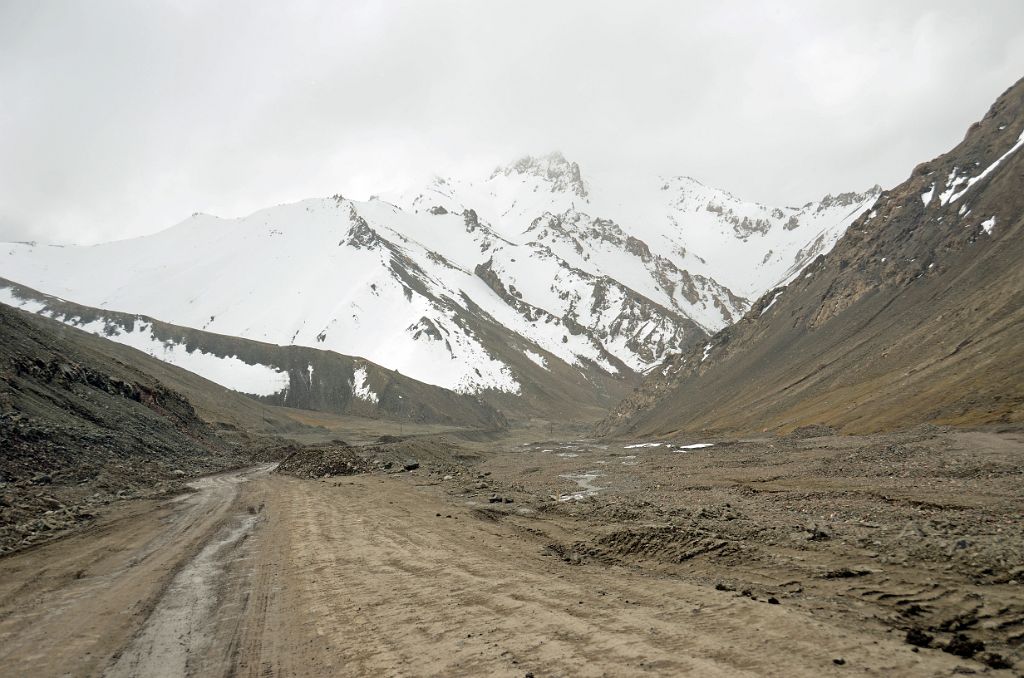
905,628 -> 933,648
943,634 -> 985,659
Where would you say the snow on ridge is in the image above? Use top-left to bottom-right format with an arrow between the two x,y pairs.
0,287 -> 289,396
102,321 -> 291,397
0,158 -> 880,396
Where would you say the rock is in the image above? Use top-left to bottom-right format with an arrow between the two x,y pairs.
832,657 -> 845,666
40,496 -> 63,509
403,462 -> 420,471
905,628 -> 933,648
824,567 -> 871,579
979,652 -> 1013,670
488,495 -> 502,504
31,473 -> 52,485
767,597 -> 780,605
805,523 -> 833,541
943,634 -> 984,659
171,469 -> 187,477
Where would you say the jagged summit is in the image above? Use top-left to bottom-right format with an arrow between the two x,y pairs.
490,151 -> 589,198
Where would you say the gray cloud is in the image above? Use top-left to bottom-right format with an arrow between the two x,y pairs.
1,0 -> 1022,244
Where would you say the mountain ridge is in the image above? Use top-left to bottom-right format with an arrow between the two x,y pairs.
597,77 -> 1024,437
1,155 -> 877,420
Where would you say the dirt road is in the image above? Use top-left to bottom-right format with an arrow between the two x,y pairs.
0,453 -> 990,677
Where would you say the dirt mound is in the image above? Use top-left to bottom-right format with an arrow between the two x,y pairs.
276,444 -> 369,478
361,435 -> 481,473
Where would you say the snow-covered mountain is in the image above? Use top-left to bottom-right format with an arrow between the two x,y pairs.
0,153 -> 877,406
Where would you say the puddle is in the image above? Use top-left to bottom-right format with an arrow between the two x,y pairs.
673,443 -> 714,450
105,512 -> 258,677
624,442 -> 662,449
556,470 -> 605,502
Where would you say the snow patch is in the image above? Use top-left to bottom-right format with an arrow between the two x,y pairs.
921,185 -> 934,205
760,290 -> 783,316
943,130 -> 1024,204
522,349 -> 548,370
70,319 -> 286,396
556,470 -> 605,501
981,216 -> 996,235
350,366 -> 379,404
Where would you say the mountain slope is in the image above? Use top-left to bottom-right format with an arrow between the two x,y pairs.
0,302 -> 258,552
0,280 -> 506,430
1,156 -> 876,417
599,78 -> 1024,437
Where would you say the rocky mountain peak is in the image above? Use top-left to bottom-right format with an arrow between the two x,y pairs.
491,151 -> 589,198
814,185 -> 882,213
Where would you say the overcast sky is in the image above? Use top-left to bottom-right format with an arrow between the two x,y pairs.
1,1 -> 1022,245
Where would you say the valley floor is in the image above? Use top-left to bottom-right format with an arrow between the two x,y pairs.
0,427 -> 1021,676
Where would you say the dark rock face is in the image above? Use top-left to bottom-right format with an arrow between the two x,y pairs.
599,77 -> 1024,437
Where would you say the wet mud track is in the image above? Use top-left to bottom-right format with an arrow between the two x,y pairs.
0,443 -> 998,677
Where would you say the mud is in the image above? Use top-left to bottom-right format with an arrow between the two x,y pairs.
0,426 -> 1020,676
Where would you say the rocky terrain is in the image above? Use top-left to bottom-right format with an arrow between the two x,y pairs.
2,424 -> 1021,676
0,303 -> 265,553
600,77 -> 1024,438
275,443 -> 369,478
463,425 -> 1024,673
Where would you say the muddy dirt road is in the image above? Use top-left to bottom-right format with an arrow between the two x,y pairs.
0,435 -> 1004,677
